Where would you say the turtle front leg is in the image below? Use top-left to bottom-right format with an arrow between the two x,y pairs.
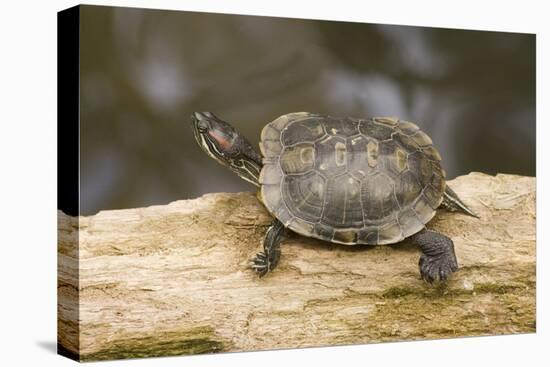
251,219 -> 285,277
410,229 -> 458,283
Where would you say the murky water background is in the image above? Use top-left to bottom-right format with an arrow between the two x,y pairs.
79,5 -> 535,215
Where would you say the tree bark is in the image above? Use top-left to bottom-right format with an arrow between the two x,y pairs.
57,172 -> 536,361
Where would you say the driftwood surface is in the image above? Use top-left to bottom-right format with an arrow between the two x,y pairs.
58,173 -> 536,361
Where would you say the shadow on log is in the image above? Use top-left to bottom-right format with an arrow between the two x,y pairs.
58,172 -> 536,361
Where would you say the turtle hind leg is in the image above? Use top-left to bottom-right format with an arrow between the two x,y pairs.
251,219 -> 285,277
440,186 -> 480,218
411,229 -> 458,283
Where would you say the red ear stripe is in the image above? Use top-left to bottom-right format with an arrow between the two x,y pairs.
208,129 -> 234,150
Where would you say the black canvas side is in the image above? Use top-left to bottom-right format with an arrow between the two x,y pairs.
57,6 -> 79,217
57,5 -> 80,362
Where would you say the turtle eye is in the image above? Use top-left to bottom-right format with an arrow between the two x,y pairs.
196,120 -> 209,133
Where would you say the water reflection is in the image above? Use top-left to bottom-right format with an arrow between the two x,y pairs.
79,5 -> 535,215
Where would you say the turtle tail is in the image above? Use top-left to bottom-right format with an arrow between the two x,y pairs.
441,186 -> 480,219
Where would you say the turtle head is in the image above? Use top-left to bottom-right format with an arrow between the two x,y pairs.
191,112 -> 262,187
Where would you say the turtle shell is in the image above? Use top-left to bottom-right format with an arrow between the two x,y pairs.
259,112 -> 446,245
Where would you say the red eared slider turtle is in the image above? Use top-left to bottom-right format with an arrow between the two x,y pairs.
191,112 -> 478,282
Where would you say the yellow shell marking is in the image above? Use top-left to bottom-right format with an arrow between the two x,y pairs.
300,146 -> 314,164
335,142 -> 346,166
396,148 -> 408,172
280,144 -> 315,174
366,140 -> 379,167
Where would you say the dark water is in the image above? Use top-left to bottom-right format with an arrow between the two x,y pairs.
79,5 -> 535,215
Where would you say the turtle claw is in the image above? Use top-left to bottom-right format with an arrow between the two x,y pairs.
250,251 -> 270,277
254,252 -> 266,260
251,219 -> 284,278
419,252 -> 458,283
411,229 -> 458,284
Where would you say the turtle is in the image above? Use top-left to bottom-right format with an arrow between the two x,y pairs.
191,111 -> 478,282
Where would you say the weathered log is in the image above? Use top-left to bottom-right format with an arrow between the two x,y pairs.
57,172 -> 536,361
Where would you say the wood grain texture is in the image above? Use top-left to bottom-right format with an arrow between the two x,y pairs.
57,172 -> 536,361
